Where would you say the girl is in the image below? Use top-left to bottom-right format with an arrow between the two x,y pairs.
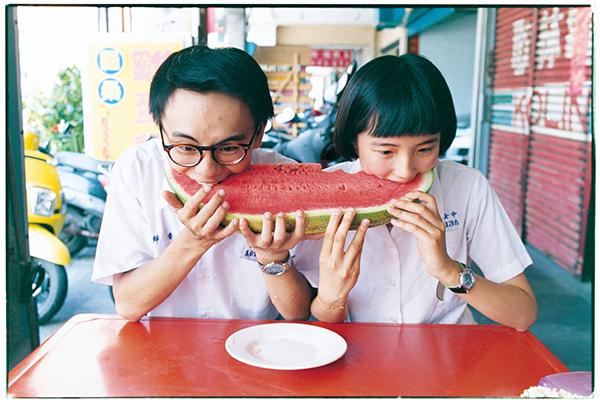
294,54 -> 537,331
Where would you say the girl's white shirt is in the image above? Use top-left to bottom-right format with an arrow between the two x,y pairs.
294,158 -> 533,324
92,138 -> 295,320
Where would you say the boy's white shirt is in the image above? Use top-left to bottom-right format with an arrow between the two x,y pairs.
92,139 -> 296,320
294,159 -> 533,324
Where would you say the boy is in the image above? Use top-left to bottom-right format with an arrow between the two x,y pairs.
92,45 -> 312,321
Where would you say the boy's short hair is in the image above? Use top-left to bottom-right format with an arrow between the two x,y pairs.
333,54 -> 457,160
149,45 -> 274,128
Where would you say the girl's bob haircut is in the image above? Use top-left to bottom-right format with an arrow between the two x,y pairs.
334,54 -> 457,160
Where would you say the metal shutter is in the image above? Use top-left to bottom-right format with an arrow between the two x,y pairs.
489,8 -> 537,235
489,7 -> 592,275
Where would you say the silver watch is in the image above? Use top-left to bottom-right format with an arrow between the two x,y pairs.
446,262 -> 476,294
257,254 -> 293,276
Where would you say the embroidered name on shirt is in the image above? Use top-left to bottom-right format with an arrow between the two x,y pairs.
242,247 -> 257,261
444,211 -> 460,231
152,232 -> 173,243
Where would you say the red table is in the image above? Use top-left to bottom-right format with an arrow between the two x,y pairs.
8,313 -> 567,397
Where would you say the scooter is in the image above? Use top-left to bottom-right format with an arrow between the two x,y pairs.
54,150 -> 113,256
272,61 -> 356,167
41,120 -> 113,256
23,131 -> 71,324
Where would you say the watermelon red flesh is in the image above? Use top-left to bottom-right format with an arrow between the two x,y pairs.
165,163 -> 434,234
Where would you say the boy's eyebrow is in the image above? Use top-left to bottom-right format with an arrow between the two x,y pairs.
371,136 -> 440,147
170,131 -> 247,145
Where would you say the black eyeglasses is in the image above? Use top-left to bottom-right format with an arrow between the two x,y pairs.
160,124 -> 260,167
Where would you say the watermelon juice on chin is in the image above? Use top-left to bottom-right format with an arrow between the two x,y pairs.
165,163 -> 434,234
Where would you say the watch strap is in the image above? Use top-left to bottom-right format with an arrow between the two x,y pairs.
437,261 -> 474,301
446,261 -> 474,294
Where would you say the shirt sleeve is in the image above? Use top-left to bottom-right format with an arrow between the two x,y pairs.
464,171 -> 533,283
91,150 -> 155,285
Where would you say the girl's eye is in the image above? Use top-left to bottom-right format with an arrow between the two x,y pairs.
418,147 -> 434,154
375,149 -> 393,156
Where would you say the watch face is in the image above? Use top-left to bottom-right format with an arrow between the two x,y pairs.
460,269 -> 475,290
264,263 -> 285,275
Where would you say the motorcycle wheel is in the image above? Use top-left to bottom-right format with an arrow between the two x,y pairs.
59,207 -> 87,256
34,259 -> 68,324
59,230 -> 87,256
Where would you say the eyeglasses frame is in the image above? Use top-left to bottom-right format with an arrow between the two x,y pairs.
159,123 -> 261,167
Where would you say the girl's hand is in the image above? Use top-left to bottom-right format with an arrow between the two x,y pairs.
388,191 -> 456,280
163,186 -> 239,247
239,210 -> 306,264
317,209 -> 370,308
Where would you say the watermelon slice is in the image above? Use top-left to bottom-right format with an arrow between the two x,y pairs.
165,164 -> 434,234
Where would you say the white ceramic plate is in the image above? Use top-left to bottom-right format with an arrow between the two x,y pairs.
225,323 -> 347,370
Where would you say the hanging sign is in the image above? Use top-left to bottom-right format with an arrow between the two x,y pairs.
311,49 -> 353,67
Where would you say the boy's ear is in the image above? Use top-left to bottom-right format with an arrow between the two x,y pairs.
252,125 -> 265,149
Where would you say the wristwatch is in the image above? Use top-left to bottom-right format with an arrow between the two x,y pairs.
445,261 -> 476,294
257,254 -> 294,276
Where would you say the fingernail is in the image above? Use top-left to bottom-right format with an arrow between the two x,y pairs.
222,201 -> 229,209
277,212 -> 285,218
264,212 -> 272,219
202,184 -> 212,193
296,210 -> 304,218
218,189 -> 225,196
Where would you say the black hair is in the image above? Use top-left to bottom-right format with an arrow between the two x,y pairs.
333,54 -> 457,160
149,45 -> 274,128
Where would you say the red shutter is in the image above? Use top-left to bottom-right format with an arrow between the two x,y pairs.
489,7 -> 592,275
489,8 -> 537,235
525,7 -> 592,274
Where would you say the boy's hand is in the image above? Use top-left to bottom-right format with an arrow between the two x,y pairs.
163,186 -> 238,246
238,210 -> 306,264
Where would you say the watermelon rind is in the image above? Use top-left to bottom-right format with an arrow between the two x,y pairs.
164,168 -> 434,234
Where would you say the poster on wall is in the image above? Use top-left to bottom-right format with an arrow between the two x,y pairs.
82,36 -> 186,161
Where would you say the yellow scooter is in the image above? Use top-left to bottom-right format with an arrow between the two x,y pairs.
23,131 -> 71,324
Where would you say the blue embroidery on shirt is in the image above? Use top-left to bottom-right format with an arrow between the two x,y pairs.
152,235 -> 160,243
242,247 -> 257,261
444,210 -> 460,231
167,232 -> 173,240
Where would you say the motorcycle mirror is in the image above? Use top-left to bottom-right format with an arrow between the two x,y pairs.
346,60 -> 356,75
335,72 -> 349,96
274,107 -> 296,124
323,83 -> 337,104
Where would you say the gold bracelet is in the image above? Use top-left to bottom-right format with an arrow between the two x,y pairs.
316,296 -> 346,311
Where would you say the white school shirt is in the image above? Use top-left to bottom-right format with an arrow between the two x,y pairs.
294,159 -> 533,324
92,139 -> 295,319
